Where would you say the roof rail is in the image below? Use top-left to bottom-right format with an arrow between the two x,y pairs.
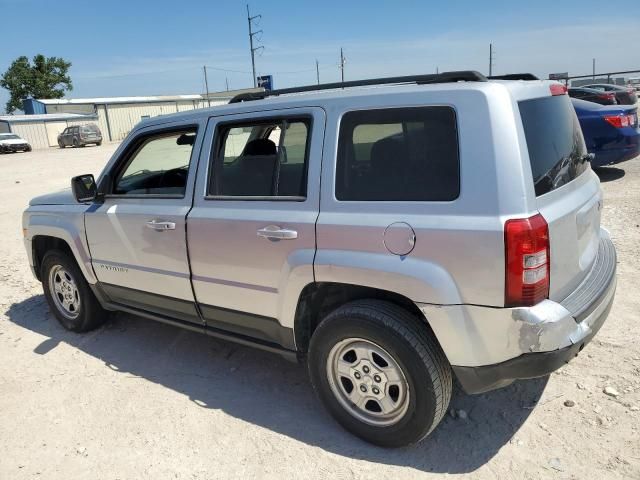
229,70 -> 487,103
487,73 -> 539,81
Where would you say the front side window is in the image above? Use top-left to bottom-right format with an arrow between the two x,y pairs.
114,129 -> 196,196
209,118 -> 310,198
336,107 -> 459,201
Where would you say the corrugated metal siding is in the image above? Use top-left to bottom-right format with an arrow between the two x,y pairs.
30,99 -> 231,143
10,122 -> 50,149
45,104 -> 95,115
0,121 -> 9,133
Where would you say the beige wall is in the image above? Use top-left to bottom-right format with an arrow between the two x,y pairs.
10,122 -> 50,149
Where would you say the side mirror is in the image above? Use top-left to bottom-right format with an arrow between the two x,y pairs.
71,174 -> 98,203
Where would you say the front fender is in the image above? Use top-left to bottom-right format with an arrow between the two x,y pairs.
23,206 -> 96,284
313,249 -> 462,305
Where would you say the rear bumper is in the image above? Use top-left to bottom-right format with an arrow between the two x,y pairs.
418,228 -> 616,394
590,129 -> 640,167
452,272 -> 614,393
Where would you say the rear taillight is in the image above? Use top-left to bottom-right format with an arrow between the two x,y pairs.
603,114 -> 634,128
504,214 -> 550,307
550,84 -> 567,96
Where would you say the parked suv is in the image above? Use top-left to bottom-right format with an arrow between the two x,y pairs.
23,72 -> 617,447
58,124 -> 102,148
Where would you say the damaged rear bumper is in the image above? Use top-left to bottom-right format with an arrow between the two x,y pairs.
418,229 -> 616,394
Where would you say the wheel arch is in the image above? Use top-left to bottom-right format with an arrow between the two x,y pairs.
293,282 -> 441,354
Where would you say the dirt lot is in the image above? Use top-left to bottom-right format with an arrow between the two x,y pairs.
0,145 -> 639,479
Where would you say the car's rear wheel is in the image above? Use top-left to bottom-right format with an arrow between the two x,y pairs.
41,250 -> 109,332
96,141 -> 102,146
308,300 -> 452,447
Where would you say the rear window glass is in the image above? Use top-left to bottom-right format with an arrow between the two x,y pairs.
518,96 -> 589,196
336,107 -> 459,201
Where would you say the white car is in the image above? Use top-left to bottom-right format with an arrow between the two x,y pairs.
0,133 -> 31,153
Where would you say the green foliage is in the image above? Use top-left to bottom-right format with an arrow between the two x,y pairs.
0,54 -> 73,113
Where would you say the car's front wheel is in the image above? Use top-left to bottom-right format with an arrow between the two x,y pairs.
41,250 -> 109,332
308,300 -> 452,447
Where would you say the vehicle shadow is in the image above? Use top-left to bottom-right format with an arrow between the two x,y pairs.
6,295 -> 547,474
594,166 -> 626,182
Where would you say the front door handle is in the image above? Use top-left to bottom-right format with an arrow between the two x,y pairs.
257,225 -> 298,240
145,219 -> 176,231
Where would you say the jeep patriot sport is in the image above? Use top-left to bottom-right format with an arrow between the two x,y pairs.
22,71 -> 617,447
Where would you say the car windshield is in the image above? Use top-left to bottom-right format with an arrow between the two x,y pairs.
0,134 -> 20,140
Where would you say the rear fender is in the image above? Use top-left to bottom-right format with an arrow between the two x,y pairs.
314,250 -> 462,305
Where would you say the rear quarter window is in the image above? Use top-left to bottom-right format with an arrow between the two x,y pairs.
519,96 -> 589,196
336,106 -> 459,201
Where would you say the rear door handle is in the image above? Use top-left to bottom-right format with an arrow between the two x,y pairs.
145,219 -> 176,231
257,225 -> 298,240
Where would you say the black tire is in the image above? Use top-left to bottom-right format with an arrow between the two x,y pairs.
41,250 -> 109,332
308,300 -> 452,447
58,141 -> 65,148
96,141 -> 102,146
25,145 -> 32,152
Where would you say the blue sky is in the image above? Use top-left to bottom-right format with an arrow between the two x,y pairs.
0,0 -> 638,112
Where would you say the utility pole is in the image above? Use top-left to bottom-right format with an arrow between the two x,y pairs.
592,58 -> 596,80
339,48 -> 346,84
203,66 -> 211,107
436,66 -> 439,74
489,43 -> 494,76
316,59 -> 320,85
247,4 -> 263,88
225,77 -> 230,91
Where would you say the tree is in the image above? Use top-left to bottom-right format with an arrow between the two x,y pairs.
0,54 -> 73,113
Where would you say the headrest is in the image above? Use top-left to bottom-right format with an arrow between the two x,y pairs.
243,138 -> 277,156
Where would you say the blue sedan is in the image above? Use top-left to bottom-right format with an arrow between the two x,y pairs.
572,98 -> 639,167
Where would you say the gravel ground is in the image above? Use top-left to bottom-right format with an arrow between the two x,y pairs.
0,145 -> 639,479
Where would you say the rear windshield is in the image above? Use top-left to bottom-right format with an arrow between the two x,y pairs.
518,96 -> 589,196
81,125 -> 99,133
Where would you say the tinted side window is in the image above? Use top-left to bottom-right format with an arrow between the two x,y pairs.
114,130 -> 196,196
518,96 -> 588,196
336,107 -> 459,201
210,118 -> 310,198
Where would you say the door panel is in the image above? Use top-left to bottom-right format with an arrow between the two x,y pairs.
85,122 -> 205,324
188,108 -> 324,335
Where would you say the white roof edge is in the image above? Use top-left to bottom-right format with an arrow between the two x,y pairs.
0,113 -> 98,122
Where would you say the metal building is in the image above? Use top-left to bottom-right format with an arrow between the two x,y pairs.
0,113 -> 99,149
23,88 -> 261,143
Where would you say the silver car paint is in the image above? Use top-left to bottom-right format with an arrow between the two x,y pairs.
22,79 -> 615,369
84,119 -> 207,304
23,204 -> 98,284
188,108 -> 324,327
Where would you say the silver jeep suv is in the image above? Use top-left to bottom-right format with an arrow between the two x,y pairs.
22,72 -> 616,447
